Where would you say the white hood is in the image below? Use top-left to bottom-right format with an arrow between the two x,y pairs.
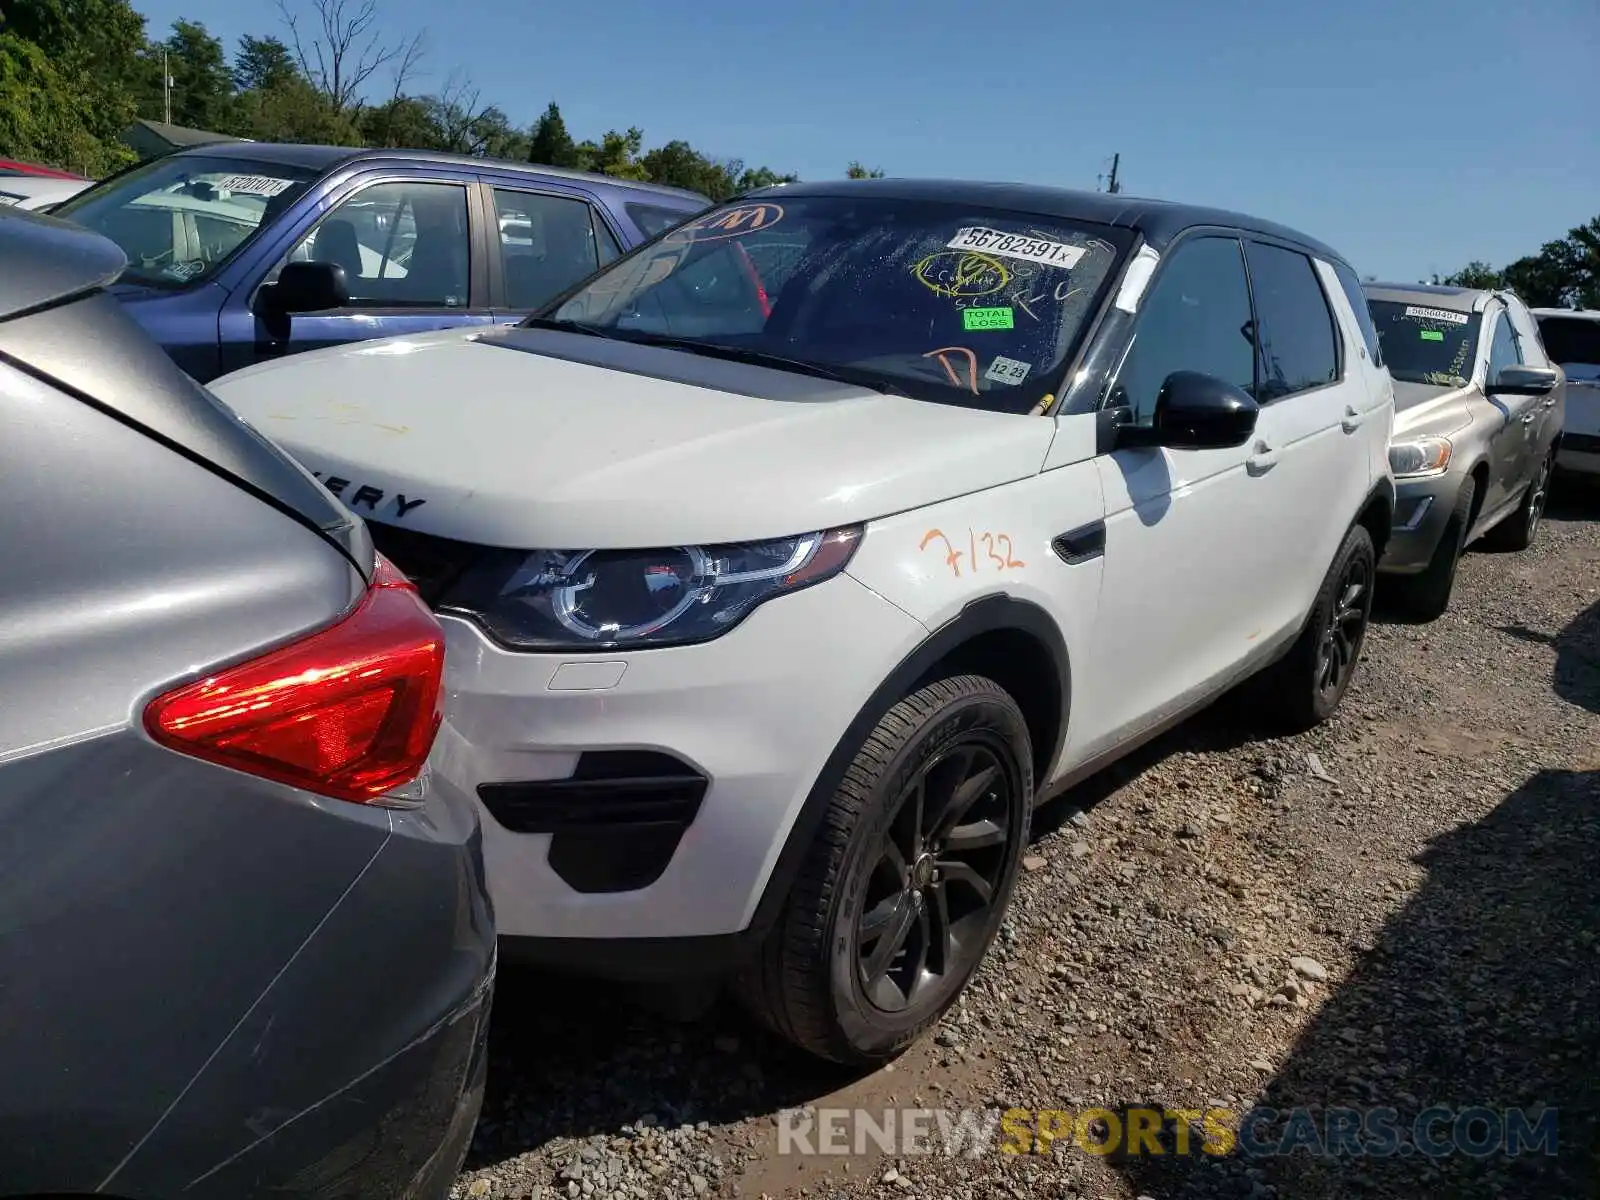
210,326 -> 1055,549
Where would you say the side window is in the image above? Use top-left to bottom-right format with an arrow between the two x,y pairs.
287,180 -> 470,307
627,201 -> 700,239
1504,300 -> 1549,367
1332,259 -> 1383,367
493,188 -> 605,310
1109,235 -> 1255,425
1244,241 -> 1339,401
592,209 -> 621,267
1488,310 -> 1523,380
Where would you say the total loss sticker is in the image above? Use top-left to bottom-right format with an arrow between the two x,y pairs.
984,355 -> 1032,386
946,227 -> 1086,270
963,306 -> 1014,331
211,174 -> 296,197
1404,305 -> 1469,326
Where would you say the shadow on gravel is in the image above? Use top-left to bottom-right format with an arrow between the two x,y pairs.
1498,595 -> 1600,715
1112,766 -> 1600,1200
463,968 -> 864,1174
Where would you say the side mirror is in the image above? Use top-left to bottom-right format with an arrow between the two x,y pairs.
1488,364 -> 1558,396
1117,371 -> 1260,451
273,260 -> 350,314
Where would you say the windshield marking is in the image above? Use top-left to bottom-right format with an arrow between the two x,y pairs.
912,250 -> 1011,299
665,202 -> 785,242
923,346 -> 980,394
210,174 -> 295,197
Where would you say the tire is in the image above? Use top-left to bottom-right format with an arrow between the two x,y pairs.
736,675 -> 1033,1065
1390,478 -> 1475,621
1255,523 -> 1376,733
1483,448 -> 1553,553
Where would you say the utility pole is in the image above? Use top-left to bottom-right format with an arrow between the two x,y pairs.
1106,153 -> 1121,194
162,48 -> 172,124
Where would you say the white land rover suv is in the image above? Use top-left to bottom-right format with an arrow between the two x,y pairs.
212,181 -> 1396,1064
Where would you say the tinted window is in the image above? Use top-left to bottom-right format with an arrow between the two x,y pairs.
493,188 -> 604,310
1488,311 -> 1522,380
1332,260 -> 1382,367
1245,241 -> 1338,400
286,180 -> 470,307
1367,300 -> 1481,386
53,155 -> 318,289
1109,235 -> 1255,424
546,197 -> 1134,414
1536,315 -> 1600,381
627,201 -> 700,238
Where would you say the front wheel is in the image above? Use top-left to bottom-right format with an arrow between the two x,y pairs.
1390,478 -> 1475,621
737,675 -> 1032,1064
1255,523 -> 1376,733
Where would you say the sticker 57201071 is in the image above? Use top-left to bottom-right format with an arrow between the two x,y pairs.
946,227 -> 1086,270
1404,305 -> 1469,325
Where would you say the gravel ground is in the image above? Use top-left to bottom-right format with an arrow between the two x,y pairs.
453,479 -> 1599,1200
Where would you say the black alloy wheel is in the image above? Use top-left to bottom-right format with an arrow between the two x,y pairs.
853,739 -> 1016,1013
1316,550 -> 1372,703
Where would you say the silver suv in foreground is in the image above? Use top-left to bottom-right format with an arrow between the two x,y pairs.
0,208 -> 494,1198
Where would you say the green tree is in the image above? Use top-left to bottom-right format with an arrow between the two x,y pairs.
233,34 -> 299,92
1441,260 -> 1501,289
526,101 -> 580,167
0,32 -> 131,173
578,127 -> 649,180
845,160 -> 884,179
0,0 -> 144,166
139,19 -> 237,132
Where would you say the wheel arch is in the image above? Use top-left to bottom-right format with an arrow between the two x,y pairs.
745,594 -> 1070,939
1356,476 -> 1396,561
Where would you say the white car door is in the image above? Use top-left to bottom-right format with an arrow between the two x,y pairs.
1236,239 -> 1381,644
1070,234 -> 1269,763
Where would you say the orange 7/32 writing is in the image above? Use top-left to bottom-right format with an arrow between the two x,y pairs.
919,528 -> 1026,578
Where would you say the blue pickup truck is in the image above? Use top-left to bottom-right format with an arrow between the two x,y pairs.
51,143 -> 710,382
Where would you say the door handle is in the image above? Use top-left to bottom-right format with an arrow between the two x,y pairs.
1246,440 -> 1278,475
1341,405 -> 1363,433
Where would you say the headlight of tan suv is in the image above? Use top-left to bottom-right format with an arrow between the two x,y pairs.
1388,437 -> 1453,479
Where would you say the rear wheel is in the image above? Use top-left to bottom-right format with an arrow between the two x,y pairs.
1390,478 -> 1475,621
737,675 -> 1032,1064
1483,449 -> 1553,552
1255,523 -> 1375,733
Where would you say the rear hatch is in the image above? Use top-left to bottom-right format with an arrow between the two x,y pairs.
0,207 -> 372,575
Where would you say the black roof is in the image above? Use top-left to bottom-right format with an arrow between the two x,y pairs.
744,178 -> 1350,266
0,206 -> 125,322
170,141 -> 711,203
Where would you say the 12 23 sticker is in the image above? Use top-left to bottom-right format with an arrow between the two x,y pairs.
946,227 -> 1086,270
985,355 -> 1032,386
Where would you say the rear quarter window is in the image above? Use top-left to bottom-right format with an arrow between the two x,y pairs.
627,201 -> 704,239
1332,260 -> 1383,368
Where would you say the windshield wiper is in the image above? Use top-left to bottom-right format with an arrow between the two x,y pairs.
596,330 -> 912,397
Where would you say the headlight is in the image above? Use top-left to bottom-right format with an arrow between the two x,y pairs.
1388,437 -> 1452,478
439,526 -> 863,650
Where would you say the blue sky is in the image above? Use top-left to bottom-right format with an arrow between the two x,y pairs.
136,0 -> 1597,283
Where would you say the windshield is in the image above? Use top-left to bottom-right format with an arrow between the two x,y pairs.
53,155 -> 318,289
538,196 -> 1133,413
1367,300 -> 1482,386
1535,315 -> 1600,382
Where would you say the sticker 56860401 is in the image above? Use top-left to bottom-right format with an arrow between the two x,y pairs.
1404,305 -> 1469,325
946,227 -> 1086,270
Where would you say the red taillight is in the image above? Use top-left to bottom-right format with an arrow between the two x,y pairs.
144,554 -> 445,804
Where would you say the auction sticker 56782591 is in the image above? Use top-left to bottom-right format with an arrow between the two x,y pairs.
946,227 -> 1086,270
